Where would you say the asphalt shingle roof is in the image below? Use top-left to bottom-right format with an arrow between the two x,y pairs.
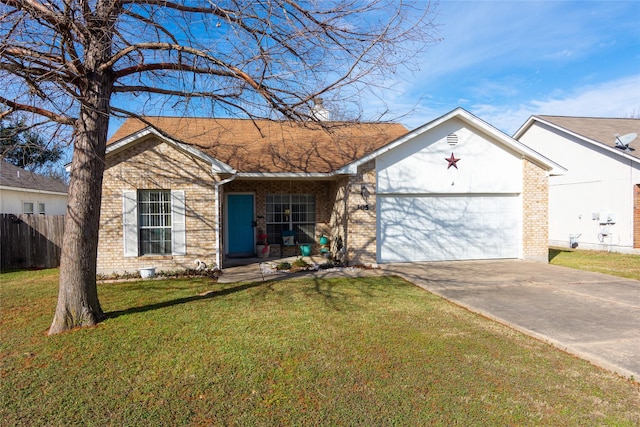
537,115 -> 640,160
108,117 -> 409,173
0,161 -> 68,193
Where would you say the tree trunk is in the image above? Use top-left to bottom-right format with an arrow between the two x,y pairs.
49,10 -> 115,334
49,93 -> 111,333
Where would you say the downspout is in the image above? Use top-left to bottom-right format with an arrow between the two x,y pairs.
214,174 -> 236,270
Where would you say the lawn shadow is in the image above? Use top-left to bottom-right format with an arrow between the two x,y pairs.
105,281 -> 265,320
549,247 -> 572,262
106,271 -> 388,320
303,272 -> 397,312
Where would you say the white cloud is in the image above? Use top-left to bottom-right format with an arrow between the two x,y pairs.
471,74 -> 640,134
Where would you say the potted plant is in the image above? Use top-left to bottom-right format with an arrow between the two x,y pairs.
256,229 -> 270,259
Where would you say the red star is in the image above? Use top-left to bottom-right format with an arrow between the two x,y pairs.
445,152 -> 460,169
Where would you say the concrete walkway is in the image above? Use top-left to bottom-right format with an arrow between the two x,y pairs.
218,258 -> 640,381
218,256 -> 381,283
381,260 -> 640,381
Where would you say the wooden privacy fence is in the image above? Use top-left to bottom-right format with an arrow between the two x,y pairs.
1,214 -> 65,271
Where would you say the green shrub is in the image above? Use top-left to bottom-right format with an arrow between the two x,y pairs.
276,261 -> 292,270
292,258 -> 309,268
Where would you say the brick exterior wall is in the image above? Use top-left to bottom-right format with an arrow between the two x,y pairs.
328,177 -> 349,262
344,161 -> 378,265
521,159 -> 549,262
98,137 -> 218,274
634,184 -> 640,248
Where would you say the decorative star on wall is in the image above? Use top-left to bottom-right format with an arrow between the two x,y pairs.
445,152 -> 460,169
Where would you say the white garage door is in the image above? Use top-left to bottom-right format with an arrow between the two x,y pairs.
378,195 -> 520,263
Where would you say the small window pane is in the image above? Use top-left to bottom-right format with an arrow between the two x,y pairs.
138,190 -> 172,255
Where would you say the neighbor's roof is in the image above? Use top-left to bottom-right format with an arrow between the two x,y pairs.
0,161 -> 68,194
515,115 -> 640,162
108,117 -> 409,173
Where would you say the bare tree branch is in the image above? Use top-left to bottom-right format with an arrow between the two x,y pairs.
0,0 -> 440,334
0,95 -> 75,124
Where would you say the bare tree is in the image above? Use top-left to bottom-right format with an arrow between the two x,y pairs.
0,0 -> 439,334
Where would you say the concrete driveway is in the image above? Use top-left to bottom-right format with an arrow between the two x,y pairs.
381,260 -> 640,381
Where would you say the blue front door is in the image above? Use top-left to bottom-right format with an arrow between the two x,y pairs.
227,194 -> 255,255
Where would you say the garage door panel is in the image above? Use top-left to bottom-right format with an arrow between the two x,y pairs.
379,195 -> 519,262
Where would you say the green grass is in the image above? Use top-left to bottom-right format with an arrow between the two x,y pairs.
549,247 -> 640,281
2,269 -> 639,426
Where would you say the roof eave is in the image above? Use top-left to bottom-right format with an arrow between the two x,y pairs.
512,116 -> 536,140
456,111 -> 567,174
335,115 -> 447,175
0,185 -> 68,195
515,116 -> 640,166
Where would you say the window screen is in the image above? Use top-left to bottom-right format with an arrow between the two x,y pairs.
138,190 -> 172,255
266,194 -> 315,244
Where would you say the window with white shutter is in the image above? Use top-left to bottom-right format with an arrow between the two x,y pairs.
122,189 -> 186,256
171,190 -> 186,255
122,191 -> 138,257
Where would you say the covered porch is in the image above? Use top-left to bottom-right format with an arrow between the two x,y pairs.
220,177 -> 345,263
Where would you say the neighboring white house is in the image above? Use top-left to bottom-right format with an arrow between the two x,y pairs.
514,116 -> 640,254
0,161 -> 68,215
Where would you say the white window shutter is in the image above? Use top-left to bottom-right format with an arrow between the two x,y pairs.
122,191 -> 138,257
171,190 -> 186,255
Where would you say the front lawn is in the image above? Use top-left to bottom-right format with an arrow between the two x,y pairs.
1,269 -> 639,425
549,247 -> 640,281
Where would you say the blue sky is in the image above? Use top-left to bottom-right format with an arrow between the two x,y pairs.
104,0 -> 639,140
372,0 -> 640,134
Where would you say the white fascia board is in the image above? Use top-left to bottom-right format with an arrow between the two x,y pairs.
105,127 -> 155,154
512,116 -> 536,140
105,127 -> 236,174
515,116 -> 640,167
0,185 -> 67,196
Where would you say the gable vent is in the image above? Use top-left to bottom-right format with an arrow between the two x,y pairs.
447,133 -> 458,146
